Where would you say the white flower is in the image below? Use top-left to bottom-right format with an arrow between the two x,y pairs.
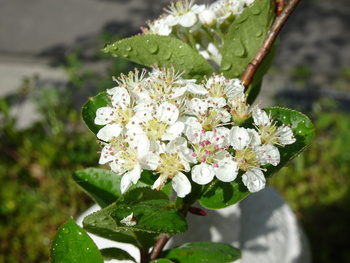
143,17 -> 172,36
120,213 -> 137,226
198,8 -> 216,26
152,139 -> 192,197
165,0 -> 206,28
242,168 -> 266,192
252,108 -> 296,146
107,133 -> 159,193
255,144 -> 280,166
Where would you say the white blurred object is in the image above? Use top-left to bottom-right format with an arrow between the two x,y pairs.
76,186 -> 311,263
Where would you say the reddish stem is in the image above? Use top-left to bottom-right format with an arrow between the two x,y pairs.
241,0 -> 302,89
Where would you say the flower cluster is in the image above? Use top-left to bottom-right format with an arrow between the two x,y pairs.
95,66 -> 295,197
141,0 -> 255,67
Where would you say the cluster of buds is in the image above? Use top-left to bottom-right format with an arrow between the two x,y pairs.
95,66 -> 295,198
141,0 -> 255,67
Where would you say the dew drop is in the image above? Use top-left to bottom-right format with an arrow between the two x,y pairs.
125,44 -> 132,51
146,41 -> 159,54
123,54 -> 129,58
61,227 -> 70,234
92,173 -> 98,179
221,63 -> 232,71
163,49 -> 172,60
233,38 -> 245,57
250,4 -> 261,15
255,27 -> 263,37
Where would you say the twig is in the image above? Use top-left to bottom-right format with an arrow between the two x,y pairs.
148,234 -> 171,261
241,0 -> 302,88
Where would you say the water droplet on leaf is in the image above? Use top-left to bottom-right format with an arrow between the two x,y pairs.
125,45 -> 132,51
146,41 -> 158,54
250,4 -> 261,15
61,227 -> 70,234
233,38 -> 246,57
221,63 -> 232,71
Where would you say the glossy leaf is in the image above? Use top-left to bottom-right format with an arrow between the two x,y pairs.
102,35 -> 215,81
220,0 -> 276,79
83,187 -> 186,249
199,178 -> 250,209
161,242 -> 241,263
100,247 -> 136,262
73,168 -> 148,208
51,218 -> 103,263
81,91 -> 109,136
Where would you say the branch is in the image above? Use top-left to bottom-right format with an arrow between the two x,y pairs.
148,234 -> 171,261
241,0 -> 302,88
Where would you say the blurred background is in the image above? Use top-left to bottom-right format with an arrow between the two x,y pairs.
0,0 -> 349,262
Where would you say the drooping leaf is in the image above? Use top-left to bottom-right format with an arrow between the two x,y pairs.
220,0 -> 276,79
51,218 -> 103,263
73,168 -> 148,208
100,247 -> 136,262
161,242 -> 241,263
199,178 -> 250,209
81,91 -> 109,136
102,35 -> 215,81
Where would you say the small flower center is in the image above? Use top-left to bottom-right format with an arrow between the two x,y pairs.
156,153 -> 185,179
258,124 -> 279,145
144,118 -> 168,140
235,148 -> 259,171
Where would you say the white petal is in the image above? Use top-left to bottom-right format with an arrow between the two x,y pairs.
277,125 -> 296,145
172,172 -> 192,198
186,82 -> 208,95
120,212 -> 137,226
111,87 -> 130,107
179,12 -> 197,27
98,145 -> 115,164
156,102 -> 179,125
214,153 -> 238,182
255,144 -> 280,166
120,163 -> 141,193
162,121 -> 184,141
94,107 -> 115,125
242,168 -> 266,192
230,126 -> 250,150
96,123 -> 123,141
191,163 -> 215,185
252,108 -> 270,126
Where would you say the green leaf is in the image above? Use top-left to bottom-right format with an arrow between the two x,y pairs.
220,0 -> 276,79
110,199 -> 187,234
83,199 -> 152,247
103,35 -> 215,81
81,91 -> 109,136
83,188 -> 186,249
199,178 -> 250,209
51,218 -> 103,263
151,259 -> 174,263
263,107 -> 315,176
73,168 -> 148,208
161,242 -> 241,263
100,247 -> 136,262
